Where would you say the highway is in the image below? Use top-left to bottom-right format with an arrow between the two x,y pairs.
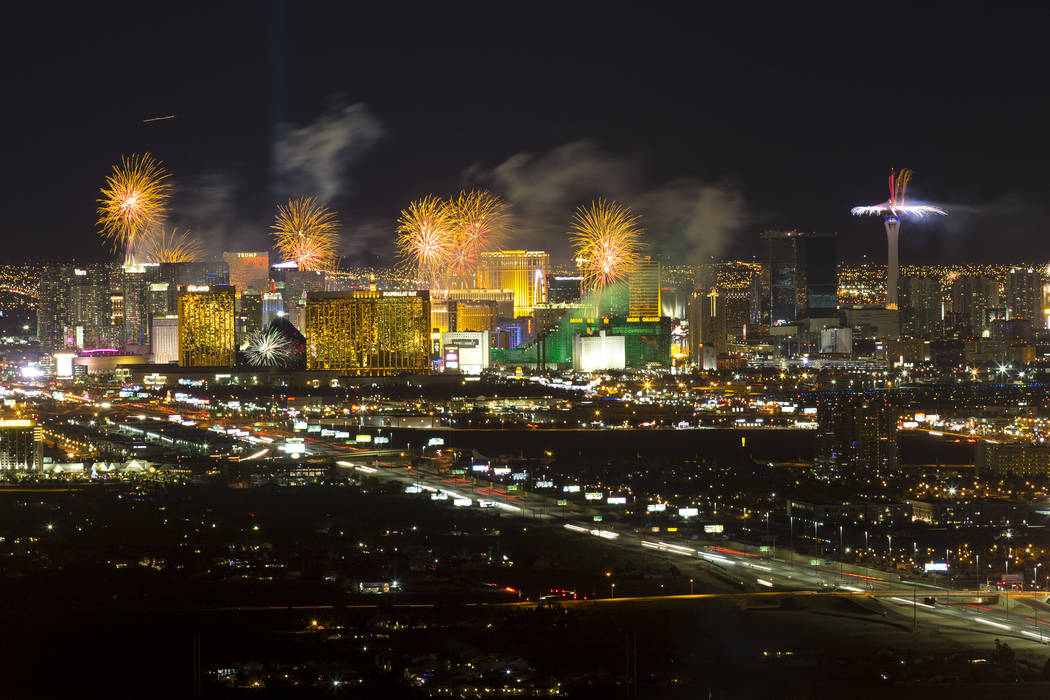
326,448 -> 1050,646
36,398 -> 1050,646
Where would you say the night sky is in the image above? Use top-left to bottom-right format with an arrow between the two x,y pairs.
3,2 -> 1049,265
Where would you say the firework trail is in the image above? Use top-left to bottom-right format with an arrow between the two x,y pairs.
395,195 -> 454,287
568,199 -> 645,293
97,153 -> 172,262
272,197 -> 340,271
446,190 -> 510,283
137,227 -> 204,263
851,167 -> 947,218
244,328 -> 294,367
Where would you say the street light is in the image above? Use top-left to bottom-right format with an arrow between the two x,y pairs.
610,582 -> 616,598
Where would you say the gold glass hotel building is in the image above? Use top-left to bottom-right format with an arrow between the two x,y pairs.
628,255 -> 662,317
476,250 -> 549,318
305,290 -> 431,374
177,285 -> 236,367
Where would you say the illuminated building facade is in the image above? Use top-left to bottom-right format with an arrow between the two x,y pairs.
688,287 -> 726,370
490,315 -> 670,368
71,264 -> 117,350
122,264 -> 153,351
149,282 -> 173,318
816,395 -> 898,473
950,276 -> 999,337
261,291 -> 284,327
899,276 -> 942,339
304,290 -> 430,375
1005,267 -> 1041,322
476,251 -> 549,317
222,251 -> 270,295
177,285 -> 236,367
431,300 -> 499,334
976,441 -> 1050,479
38,263 -> 74,351
166,261 -> 229,288
237,288 -> 262,342
0,419 -> 43,471
628,256 -> 661,317
151,316 -> 179,364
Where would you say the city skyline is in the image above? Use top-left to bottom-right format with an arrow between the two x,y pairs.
9,5 -> 1050,696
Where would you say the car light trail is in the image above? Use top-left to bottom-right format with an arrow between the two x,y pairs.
890,597 -> 934,609
973,618 -> 1011,630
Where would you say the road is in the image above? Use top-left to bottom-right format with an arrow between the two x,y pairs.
36,398 -> 1050,646
328,450 -> 1050,646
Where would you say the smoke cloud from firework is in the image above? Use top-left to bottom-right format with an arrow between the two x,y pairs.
274,102 -> 384,202
467,141 -> 746,263
160,101 -> 385,260
165,174 -> 259,257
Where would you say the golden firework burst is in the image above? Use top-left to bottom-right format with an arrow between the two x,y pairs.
272,197 -> 340,272
137,227 -> 204,263
445,190 -> 510,283
97,153 -> 172,260
568,199 -> 645,293
395,195 -> 454,287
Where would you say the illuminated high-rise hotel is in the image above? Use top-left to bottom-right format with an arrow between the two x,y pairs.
177,285 -> 236,367
476,251 -> 548,317
628,256 -> 661,317
304,290 -> 430,374
429,288 -> 513,333
222,251 -> 270,295
0,419 -> 43,471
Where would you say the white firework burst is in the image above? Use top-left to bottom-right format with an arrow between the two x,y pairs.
244,329 -> 293,367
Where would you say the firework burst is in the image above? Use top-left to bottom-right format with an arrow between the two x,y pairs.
244,329 -> 293,367
568,199 -> 645,293
446,190 -> 510,282
137,227 -> 204,263
272,197 -> 340,271
395,195 -> 454,286
97,153 -> 172,261
851,167 -> 948,218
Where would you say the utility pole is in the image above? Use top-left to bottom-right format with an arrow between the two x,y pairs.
192,634 -> 201,698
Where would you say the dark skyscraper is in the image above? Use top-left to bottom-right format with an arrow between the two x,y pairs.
799,233 -> 838,317
763,231 -> 837,325
546,275 -> 584,304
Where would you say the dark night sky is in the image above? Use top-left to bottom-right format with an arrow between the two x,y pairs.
3,2 -> 1050,265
